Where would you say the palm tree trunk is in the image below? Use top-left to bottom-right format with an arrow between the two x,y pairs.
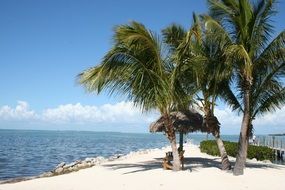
204,107 -> 231,170
170,138 -> 181,171
213,133 -> 231,170
233,88 -> 251,176
165,114 -> 181,171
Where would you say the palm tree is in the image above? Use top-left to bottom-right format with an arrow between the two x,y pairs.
165,14 -> 232,170
161,23 -> 194,152
207,0 -> 285,175
78,21 -> 184,171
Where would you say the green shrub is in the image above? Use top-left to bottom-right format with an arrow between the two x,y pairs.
200,140 -> 275,161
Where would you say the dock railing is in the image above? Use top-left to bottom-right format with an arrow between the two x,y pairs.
256,135 -> 285,160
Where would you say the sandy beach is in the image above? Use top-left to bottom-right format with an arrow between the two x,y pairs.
0,143 -> 284,190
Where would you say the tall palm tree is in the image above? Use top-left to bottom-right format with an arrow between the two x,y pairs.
78,22 -> 184,171
172,14 -> 233,170
162,23 -> 194,152
207,0 -> 285,175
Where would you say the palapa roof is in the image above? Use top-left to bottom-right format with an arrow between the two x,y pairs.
149,110 -> 209,134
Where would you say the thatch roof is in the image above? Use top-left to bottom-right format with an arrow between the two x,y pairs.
149,110 -> 208,134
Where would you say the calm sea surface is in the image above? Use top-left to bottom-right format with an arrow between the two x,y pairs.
0,129 -> 167,180
0,129 -> 252,180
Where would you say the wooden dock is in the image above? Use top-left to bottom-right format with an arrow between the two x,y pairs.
256,135 -> 285,160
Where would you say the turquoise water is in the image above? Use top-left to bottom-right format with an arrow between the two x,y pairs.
0,129 -> 238,180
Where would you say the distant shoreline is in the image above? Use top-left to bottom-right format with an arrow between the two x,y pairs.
0,128 -> 274,136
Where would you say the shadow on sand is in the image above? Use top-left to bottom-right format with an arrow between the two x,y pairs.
103,156 -> 283,174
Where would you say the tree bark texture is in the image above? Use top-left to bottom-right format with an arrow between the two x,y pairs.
214,133 -> 231,170
233,88 -> 251,176
204,108 -> 231,170
164,114 -> 181,171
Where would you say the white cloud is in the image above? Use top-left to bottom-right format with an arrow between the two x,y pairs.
215,106 -> 285,134
215,107 -> 242,132
0,101 -> 159,126
0,101 -> 284,134
41,102 -> 158,124
0,101 -> 36,120
254,107 -> 285,127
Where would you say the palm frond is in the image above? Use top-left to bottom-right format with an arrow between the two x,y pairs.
253,87 -> 285,117
249,0 -> 277,55
256,30 -> 285,67
162,24 -> 187,51
225,44 -> 253,82
79,21 -> 175,113
218,81 -> 243,112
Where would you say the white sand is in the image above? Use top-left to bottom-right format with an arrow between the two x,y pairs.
0,143 -> 284,190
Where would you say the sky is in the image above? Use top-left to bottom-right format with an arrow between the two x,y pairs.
0,0 -> 285,134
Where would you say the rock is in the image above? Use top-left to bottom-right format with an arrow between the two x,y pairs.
55,162 -> 66,168
91,157 -> 105,165
108,154 -> 123,161
76,162 -> 89,169
53,162 -> 66,174
54,167 -> 64,174
66,167 -> 76,172
39,172 -> 54,177
41,157 -> 103,178
83,161 -> 93,167
252,158 -> 257,162
97,156 -> 105,161
84,157 -> 94,162
64,161 -> 80,169
263,160 -> 272,164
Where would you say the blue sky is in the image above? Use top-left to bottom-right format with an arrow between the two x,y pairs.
0,0 -> 285,134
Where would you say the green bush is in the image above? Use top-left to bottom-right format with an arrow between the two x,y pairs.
200,140 -> 275,161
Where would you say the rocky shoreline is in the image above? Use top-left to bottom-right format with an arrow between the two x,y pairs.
0,142 -> 278,185
0,154 -> 124,184
1,143 -> 284,190
0,147 -> 160,185
40,148 -> 159,178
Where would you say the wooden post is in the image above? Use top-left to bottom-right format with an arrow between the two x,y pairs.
179,131 -> 183,151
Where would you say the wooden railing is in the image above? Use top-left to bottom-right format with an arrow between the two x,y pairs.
255,135 -> 285,160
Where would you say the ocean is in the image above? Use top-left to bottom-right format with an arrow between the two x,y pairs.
0,129 -> 270,181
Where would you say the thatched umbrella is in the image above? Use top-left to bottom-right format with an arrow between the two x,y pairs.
149,110 -> 207,151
